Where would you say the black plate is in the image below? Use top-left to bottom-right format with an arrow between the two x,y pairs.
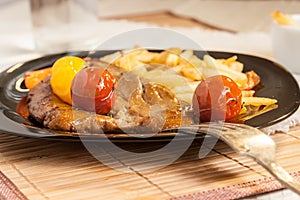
0,51 -> 299,141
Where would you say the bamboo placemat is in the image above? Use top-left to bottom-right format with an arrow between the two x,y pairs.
0,171 -> 28,200
0,125 -> 300,200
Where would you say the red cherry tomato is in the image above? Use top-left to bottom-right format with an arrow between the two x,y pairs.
71,67 -> 115,115
192,75 -> 242,122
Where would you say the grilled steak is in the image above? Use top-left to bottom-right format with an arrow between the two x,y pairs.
27,76 -> 120,133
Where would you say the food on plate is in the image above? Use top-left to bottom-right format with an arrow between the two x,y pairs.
50,56 -> 86,105
26,68 -> 187,133
24,67 -> 52,89
26,76 -> 119,133
71,67 -> 116,115
192,75 -> 242,122
272,11 -> 299,26
22,48 -> 277,134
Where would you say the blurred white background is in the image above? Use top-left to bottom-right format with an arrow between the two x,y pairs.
0,0 -> 299,64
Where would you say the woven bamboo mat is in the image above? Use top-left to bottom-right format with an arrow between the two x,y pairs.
0,125 -> 300,199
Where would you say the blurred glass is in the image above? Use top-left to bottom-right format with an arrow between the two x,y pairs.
30,0 -> 98,53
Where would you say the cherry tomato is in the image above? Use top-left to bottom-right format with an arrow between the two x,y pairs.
192,75 -> 242,122
71,67 -> 115,115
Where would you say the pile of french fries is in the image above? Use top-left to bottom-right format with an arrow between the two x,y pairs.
100,47 -> 277,121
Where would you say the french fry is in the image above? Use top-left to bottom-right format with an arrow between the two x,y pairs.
242,90 -> 255,97
238,104 -> 278,121
242,97 -> 277,107
151,48 -> 182,66
180,66 -> 203,81
202,55 -> 248,87
216,56 -> 244,72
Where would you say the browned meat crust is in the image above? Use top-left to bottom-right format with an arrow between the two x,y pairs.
27,77 -> 120,133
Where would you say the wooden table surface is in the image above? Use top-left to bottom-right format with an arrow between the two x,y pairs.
104,11 -> 236,33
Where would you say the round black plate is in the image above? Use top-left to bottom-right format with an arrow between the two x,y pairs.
0,51 -> 299,141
